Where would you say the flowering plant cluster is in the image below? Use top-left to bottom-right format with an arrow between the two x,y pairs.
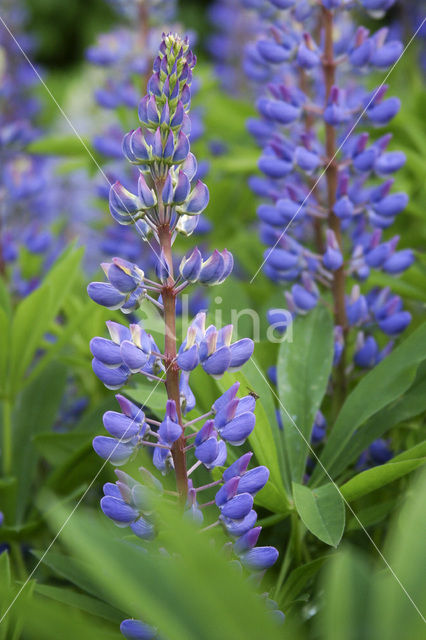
244,0 -> 412,408
0,3 -> 58,295
88,33 -> 281,639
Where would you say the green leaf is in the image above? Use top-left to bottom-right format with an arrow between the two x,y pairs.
372,469 -> 426,640
32,551 -> 108,602
292,482 -> 345,547
392,440 -> 426,462
9,285 -> 53,395
320,361 -> 426,477
312,322 -> 426,484
9,247 -> 83,394
277,306 -> 334,483
44,502 -> 284,640
340,459 -> 425,502
27,135 -> 94,157
0,307 -> 9,390
0,277 -> 11,316
33,584 -> 123,623
12,362 -> 68,523
33,432 -> 94,466
127,379 -> 168,413
346,498 -> 396,531
318,547 -> 372,640
279,557 -> 328,608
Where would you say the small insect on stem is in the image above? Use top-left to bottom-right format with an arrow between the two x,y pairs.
246,387 -> 260,401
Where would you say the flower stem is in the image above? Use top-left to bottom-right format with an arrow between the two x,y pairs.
157,223 -> 188,501
322,7 -> 348,404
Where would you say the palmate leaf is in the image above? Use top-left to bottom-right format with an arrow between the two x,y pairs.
311,322 -> 426,485
42,501 -> 285,640
277,305 -> 334,484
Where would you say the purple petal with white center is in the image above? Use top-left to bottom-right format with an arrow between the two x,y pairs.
120,340 -> 150,373
177,344 -> 199,372
173,131 -> 190,163
180,247 -> 202,282
106,321 -> 131,344
179,180 -> 209,215
202,346 -> 232,378
138,174 -> 156,208
173,170 -> 191,204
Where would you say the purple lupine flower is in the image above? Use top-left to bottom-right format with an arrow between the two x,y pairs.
245,0 -> 411,381
88,34 -> 280,638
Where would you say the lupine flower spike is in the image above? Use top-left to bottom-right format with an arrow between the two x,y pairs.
244,0 -> 410,410
88,34 -> 280,639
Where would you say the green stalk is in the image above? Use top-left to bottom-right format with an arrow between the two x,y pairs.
2,398 -> 12,477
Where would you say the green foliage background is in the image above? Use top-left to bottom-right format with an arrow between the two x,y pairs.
0,1 -> 425,638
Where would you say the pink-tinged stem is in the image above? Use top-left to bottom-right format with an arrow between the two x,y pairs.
322,7 -> 348,404
157,222 -> 188,501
